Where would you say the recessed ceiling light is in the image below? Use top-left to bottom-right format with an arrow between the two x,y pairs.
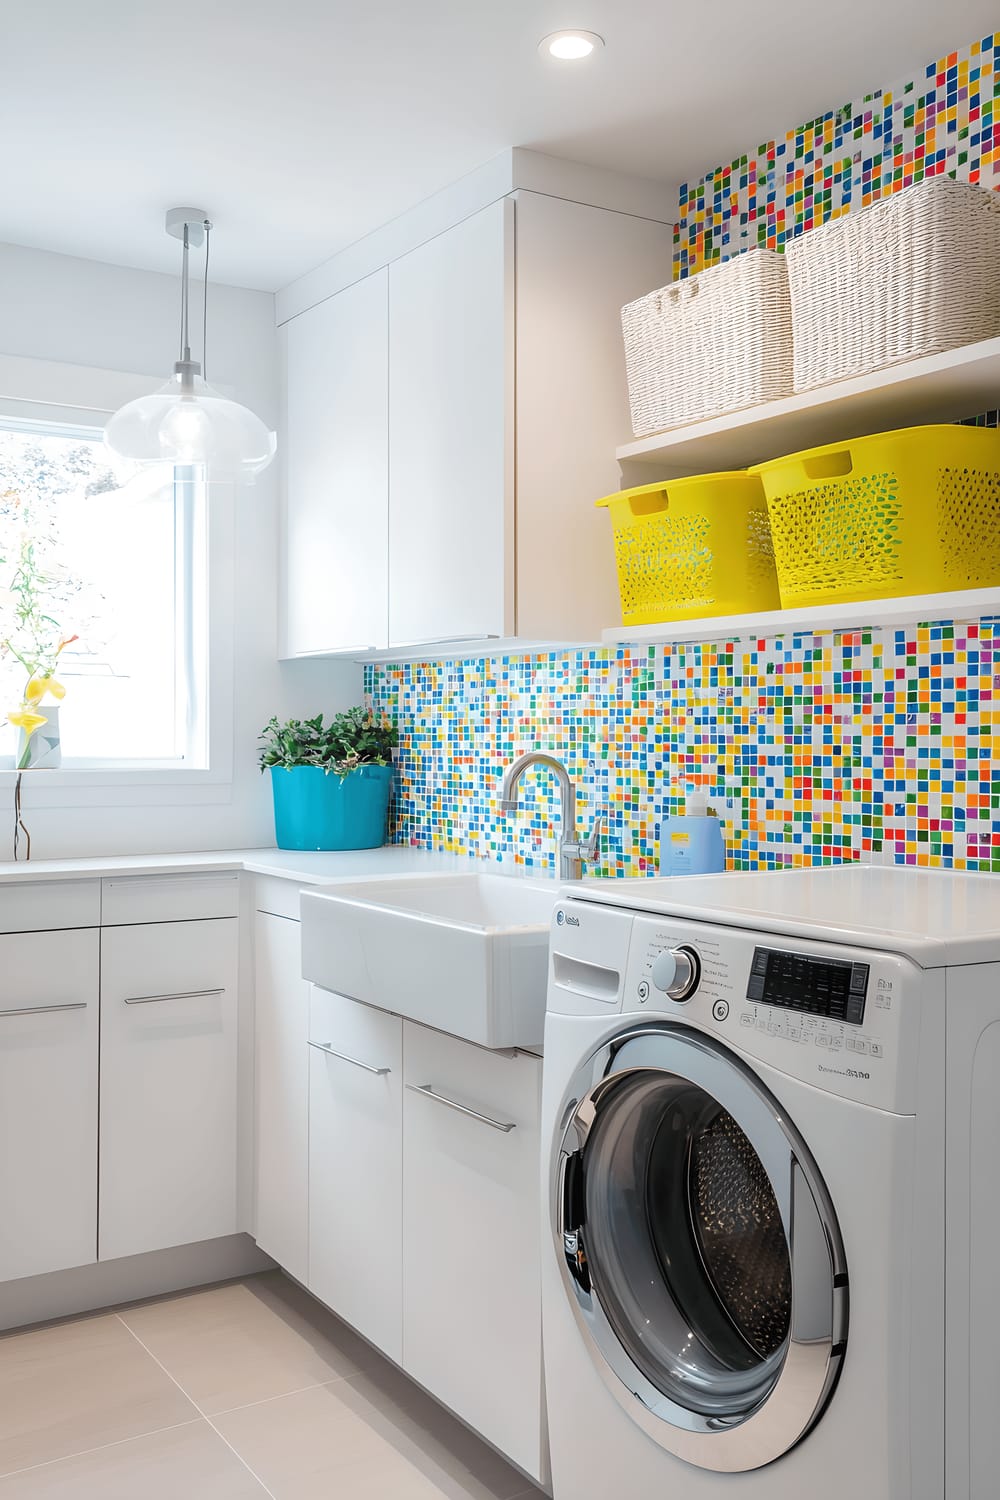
539,30 -> 605,61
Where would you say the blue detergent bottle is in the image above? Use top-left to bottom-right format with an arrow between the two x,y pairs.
660,785 -> 727,876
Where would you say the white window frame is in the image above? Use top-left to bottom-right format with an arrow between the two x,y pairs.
0,354 -> 234,807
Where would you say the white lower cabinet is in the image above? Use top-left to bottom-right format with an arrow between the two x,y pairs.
308,987 -> 403,1362
254,910 -> 310,1283
401,1023 -> 545,1482
0,928 -> 99,1281
99,918 -> 240,1261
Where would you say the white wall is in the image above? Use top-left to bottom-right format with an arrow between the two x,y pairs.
0,241 -> 361,858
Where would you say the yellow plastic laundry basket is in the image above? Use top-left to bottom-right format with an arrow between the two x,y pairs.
750,424 -> 1000,608
595,473 -> 780,627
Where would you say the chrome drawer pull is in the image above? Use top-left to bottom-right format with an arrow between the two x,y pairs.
0,1001 -> 88,1017
124,987 -> 226,1005
309,1040 -> 390,1076
406,1083 -> 515,1134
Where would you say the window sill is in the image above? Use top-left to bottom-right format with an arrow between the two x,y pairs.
0,766 -> 235,810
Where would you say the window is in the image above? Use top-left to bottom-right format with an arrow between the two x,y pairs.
0,419 -> 208,768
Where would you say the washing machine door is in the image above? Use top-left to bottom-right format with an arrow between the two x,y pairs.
555,1023 -> 848,1473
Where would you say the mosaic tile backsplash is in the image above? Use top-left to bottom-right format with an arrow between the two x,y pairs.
365,616 -> 1000,878
675,30 -> 1000,277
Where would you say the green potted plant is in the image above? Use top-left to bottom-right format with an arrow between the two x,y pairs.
259,707 -> 398,851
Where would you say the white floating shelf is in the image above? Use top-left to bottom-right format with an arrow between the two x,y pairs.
616,337 -> 1000,473
601,589 -> 1000,646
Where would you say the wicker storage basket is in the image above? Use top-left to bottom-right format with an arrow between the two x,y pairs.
786,177 -> 1000,392
595,474 -> 780,626
749,424 -> 1000,608
621,249 -> 793,438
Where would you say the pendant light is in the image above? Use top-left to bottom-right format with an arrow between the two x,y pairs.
104,208 -> 276,480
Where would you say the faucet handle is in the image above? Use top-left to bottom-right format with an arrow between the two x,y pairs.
581,811 -> 604,865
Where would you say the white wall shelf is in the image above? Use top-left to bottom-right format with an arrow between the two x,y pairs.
601,588 -> 1000,646
616,337 -> 1000,474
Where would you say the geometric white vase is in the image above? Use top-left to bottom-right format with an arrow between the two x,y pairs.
16,705 -> 62,770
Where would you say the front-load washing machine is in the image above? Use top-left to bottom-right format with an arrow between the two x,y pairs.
541,865 -> 1000,1499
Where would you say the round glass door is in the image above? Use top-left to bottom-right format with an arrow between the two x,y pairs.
556,1025 -> 848,1472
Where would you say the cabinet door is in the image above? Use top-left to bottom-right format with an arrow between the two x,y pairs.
0,929 -> 99,1281
254,910 -> 309,1283
282,267 -> 389,655
388,199 -> 513,646
402,1024 -> 544,1480
308,988 -> 402,1362
99,919 -> 239,1261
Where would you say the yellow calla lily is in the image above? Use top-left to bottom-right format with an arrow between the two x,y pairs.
25,675 -> 65,704
8,707 -> 48,738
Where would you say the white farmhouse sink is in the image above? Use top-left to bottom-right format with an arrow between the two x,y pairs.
300,872 -> 559,1049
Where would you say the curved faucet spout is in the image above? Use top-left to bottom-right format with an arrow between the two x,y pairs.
499,751 -> 596,881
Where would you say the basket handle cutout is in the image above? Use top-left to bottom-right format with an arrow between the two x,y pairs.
625,488 -> 670,518
801,450 -> 853,480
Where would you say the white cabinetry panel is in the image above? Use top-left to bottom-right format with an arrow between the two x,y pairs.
254,910 -> 309,1282
402,1024 -> 545,1480
0,929 -> 99,1281
99,918 -> 239,1261
283,267 -> 389,654
308,987 -> 403,1362
388,199 -> 512,646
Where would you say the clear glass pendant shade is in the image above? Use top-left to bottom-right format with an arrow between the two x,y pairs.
103,211 -> 276,482
104,368 -> 276,479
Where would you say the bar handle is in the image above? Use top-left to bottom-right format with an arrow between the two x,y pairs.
309,1040 -> 391,1076
124,987 -> 225,1006
0,1001 -> 88,1018
406,1083 -> 515,1134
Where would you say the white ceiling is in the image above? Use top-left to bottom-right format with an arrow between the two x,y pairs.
3,1 -> 997,292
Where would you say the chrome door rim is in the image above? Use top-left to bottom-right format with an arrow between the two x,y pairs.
553,1023 -> 848,1473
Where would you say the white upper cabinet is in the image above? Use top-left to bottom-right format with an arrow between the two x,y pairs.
388,199 -> 513,647
282,267 -> 389,655
279,170 -> 675,653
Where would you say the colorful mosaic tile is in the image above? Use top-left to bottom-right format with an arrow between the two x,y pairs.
674,31 -> 1000,278
365,613 -> 1000,879
366,30 -> 1000,881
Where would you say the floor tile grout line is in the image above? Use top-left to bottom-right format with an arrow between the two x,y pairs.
114,1314 -> 278,1499
206,1374 -> 342,1419
0,1418 -> 205,1484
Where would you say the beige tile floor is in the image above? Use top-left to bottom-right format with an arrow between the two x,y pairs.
0,1271 -> 544,1498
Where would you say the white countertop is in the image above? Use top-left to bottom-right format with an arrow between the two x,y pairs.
570,864 -> 1000,967
0,845 -> 477,887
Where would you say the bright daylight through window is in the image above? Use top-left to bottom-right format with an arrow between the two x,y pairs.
0,420 -> 207,768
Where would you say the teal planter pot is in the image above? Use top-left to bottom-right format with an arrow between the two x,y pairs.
270,764 -> 394,851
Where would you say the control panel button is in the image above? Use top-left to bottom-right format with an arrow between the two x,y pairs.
870,1042 -> 883,1058
637,980 -> 650,1001
712,1000 -> 729,1022
740,1013 -> 754,1028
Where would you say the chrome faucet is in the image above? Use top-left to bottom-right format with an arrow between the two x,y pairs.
499,752 -> 603,881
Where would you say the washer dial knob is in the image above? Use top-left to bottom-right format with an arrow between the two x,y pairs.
651,946 -> 700,1001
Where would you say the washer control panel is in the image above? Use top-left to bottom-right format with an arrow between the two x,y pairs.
619,911 -> 924,1113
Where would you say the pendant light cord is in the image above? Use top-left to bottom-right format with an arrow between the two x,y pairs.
179,224 -> 191,363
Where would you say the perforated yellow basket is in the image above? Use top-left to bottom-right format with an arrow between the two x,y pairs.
595,473 -> 780,626
750,425 -> 1000,608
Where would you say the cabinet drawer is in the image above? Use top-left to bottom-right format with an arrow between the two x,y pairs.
401,1023 -> 544,1479
0,929 -> 99,1281
308,989 -> 402,1361
0,880 -> 100,934
101,872 -> 240,926
99,918 -> 239,1260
